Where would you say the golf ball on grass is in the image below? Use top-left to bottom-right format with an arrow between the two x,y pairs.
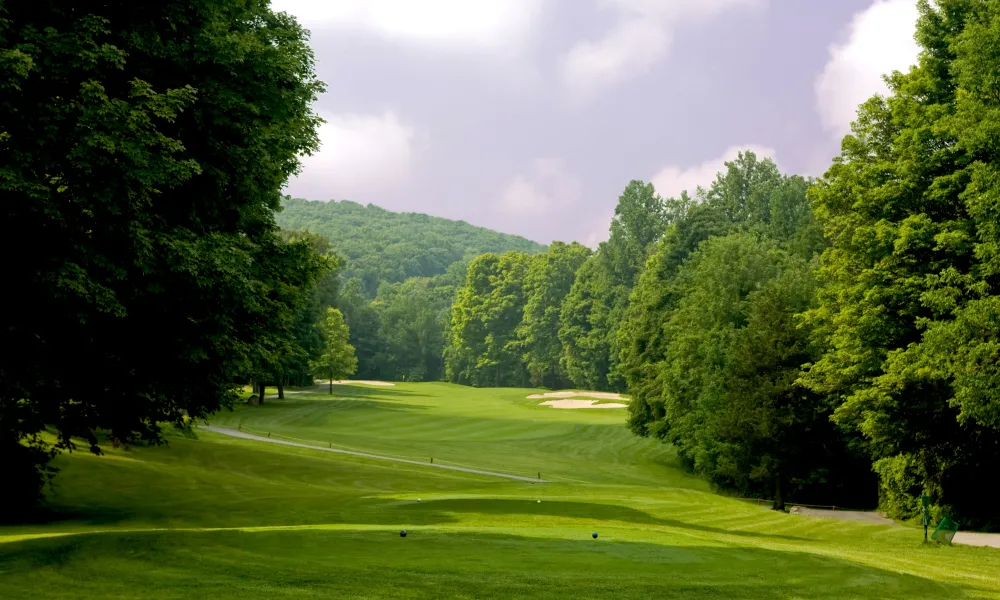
592,532 -> 598,539
400,530 -> 407,537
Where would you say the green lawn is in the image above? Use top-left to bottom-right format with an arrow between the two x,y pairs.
1,383 -> 997,599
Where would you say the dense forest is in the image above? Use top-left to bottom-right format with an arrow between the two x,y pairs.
276,198 -> 545,382
4,0 -> 999,535
277,198 -> 545,296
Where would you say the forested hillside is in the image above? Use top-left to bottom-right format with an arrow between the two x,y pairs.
276,198 -> 545,382
277,198 -> 545,296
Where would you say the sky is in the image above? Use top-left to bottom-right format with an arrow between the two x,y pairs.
274,0 -> 923,246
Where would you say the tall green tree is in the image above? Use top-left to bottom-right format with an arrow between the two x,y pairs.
0,0 -> 323,510
557,253 -> 616,390
622,151 -> 818,431
446,252 -> 532,386
618,195 -> 731,416
516,242 -> 592,388
251,233 -> 332,402
373,276 -> 453,382
559,181 -> 667,390
802,0 -> 1000,529
629,235 -> 868,509
337,278 -> 384,380
312,308 -> 358,394
275,230 -> 343,390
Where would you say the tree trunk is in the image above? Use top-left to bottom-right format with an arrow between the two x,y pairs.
277,377 -> 285,400
329,375 -> 333,395
258,380 -> 266,404
772,476 -> 785,511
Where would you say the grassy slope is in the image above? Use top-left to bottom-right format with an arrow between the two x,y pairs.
1,383 -> 997,599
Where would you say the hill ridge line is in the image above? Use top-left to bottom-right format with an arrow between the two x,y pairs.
201,425 -> 549,483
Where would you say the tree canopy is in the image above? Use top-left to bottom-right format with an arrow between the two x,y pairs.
517,242 -> 592,388
801,0 -> 1000,529
446,252 -> 533,387
1,0 -> 323,509
312,308 -> 358,394
278,198 -> 545,296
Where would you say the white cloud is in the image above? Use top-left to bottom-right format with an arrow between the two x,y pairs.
561,18 -> 671,98
499,158 -> 583,215
270,0 -> 544,53
582,210 -> 616,248
815,0 -> 921,139
284,111 -> 416,200
560,0 -> 764,99
651,145 -> 778,199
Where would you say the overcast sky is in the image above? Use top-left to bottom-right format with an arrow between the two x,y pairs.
274,0 -> 922,246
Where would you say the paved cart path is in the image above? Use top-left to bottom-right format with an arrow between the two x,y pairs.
201,426 -> 549,483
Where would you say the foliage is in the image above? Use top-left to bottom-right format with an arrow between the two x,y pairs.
336,278 -> 385,380
801,0 -> 1000,529
559,181 -> 668,391
616,152 -> 879,508
278,198 -> 545,296
557,253 -> 617,390
255,233 -> 334,393
311,308 -> 357,390
623,151 -> 818,433
445,252 -> 533,386
372,276 -> 454,382
0,0 -> 323,508
336,262 -> 466,382
628,235 -> 870,508
273,230 -> 343,387
517,242 -> 592,388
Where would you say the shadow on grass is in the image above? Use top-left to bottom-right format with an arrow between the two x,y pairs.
17,496 -> 465,530
236,397 -> 431,414
292,384 -> 424,400
0,529 -> 983,599
399,498 -> 811,542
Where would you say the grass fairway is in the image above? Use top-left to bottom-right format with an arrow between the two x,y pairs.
1,383 -> 997,599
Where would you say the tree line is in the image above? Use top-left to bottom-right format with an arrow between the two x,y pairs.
441,1 -> 1000,529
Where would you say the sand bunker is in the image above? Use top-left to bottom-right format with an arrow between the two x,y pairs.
540,399 -> 627,409
527,390 -> 627,401
316,380 -> 396,387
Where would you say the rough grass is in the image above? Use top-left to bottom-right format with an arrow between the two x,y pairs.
1,383 -> 997,599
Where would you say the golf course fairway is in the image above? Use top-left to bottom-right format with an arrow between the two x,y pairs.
1,383 -> 997,599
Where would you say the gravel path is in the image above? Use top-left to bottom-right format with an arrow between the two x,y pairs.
792,507 -> 1000,548
792,507 -> 896,526
201,426 -> 548,483
951,532 -> 1000,549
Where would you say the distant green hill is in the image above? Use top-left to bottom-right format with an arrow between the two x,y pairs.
278,198 -> 546,295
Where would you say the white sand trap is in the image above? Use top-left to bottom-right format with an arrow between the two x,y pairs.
315,380 -> 396,387
527,390 -> 627,401
540,399 -> 627,409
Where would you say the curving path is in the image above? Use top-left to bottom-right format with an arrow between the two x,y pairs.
201,425 -> 548,483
